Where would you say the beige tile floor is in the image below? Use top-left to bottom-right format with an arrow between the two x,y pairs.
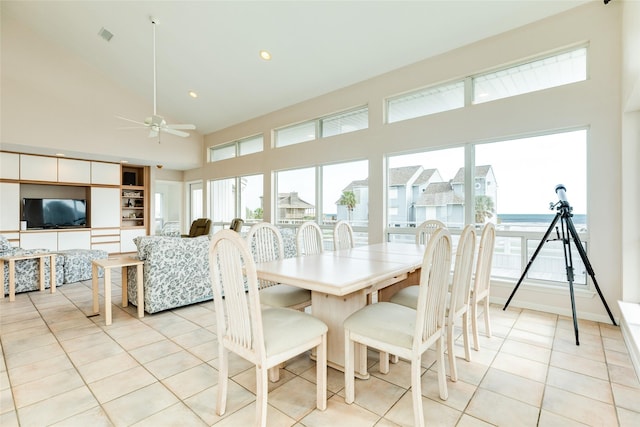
1,272 -> 639,426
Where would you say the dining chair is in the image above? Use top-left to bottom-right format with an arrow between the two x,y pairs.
415,219 -> 445,244
471,222 -> 496,351
296,221 -> 325,256
245,222 -> 312,311
344,228 -> 452,427
333,220 -> 355,250
209,230 -> 328,427
389,224 -> 476,382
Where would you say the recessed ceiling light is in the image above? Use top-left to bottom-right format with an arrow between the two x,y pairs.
120,160 -> 129,164
188,91 -> 198,98
259,50 -> 272,61
55,153 -> 65,157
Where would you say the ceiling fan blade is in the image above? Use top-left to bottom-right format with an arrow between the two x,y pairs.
118,126 -> 148,130
116,115 -> 148,126
167,123 -> 196,130
163,128 -> 190,138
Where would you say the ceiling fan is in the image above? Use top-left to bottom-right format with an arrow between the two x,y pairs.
117,17 -> 195,139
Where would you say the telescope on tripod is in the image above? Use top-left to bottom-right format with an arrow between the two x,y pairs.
503,184 -> 616,345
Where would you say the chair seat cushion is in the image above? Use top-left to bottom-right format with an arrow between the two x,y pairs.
344,302 -> 416,349
260,284 -> 311,308
262,307 -> 327,356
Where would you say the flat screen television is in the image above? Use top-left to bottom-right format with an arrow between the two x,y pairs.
22,198 -> 87,229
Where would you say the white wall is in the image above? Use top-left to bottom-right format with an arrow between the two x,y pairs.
0,13 -> 203,171
194,2 -> 625,322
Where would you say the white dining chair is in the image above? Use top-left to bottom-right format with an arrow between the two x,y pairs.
296,221 -> 325,256
209,230 -> 328,427
390,224 -> 476,382
344,228 -> 452,427
245,222 -> 312,311
415,219 -> 445,244
333,220 -> 354,250
471,222 -> 496,351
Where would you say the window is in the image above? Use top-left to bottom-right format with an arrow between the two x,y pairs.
188,181 -> 203,224
387,81 -> 464,123
275,106 -> 368,148
274,167 -> 316,224
210,174 -> 264,232
321,160 -> 368,227
475,129 -> 587,284
209,134 -> 263,162
321,107 -> 368,137
473,47 -> 587,104
387,147 -> 464,234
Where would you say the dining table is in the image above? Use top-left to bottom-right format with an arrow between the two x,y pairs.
254,242 -> 426,378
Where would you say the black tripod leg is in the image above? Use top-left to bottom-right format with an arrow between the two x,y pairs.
560,216 -> 580,345
565,217 -> 617,326
503,213 -> 561,310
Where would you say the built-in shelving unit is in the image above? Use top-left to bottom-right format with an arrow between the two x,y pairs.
121,165 -> 149,229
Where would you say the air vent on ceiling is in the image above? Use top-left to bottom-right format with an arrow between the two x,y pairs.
98,27 -> 114,42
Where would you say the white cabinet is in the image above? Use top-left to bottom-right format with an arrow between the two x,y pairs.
91,187 -> 120,228
58,230 -> 91,250
58,158 -> 91,183
120,228 -> 146,253
91,228 -> 121,254
20,154 -> 57,182
20,231 -> 58,251
91,162 -> 120,185
0,182 -> 20,231
0,152 -> 19,179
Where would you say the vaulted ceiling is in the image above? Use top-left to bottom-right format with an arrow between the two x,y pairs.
2,1 -> 591,137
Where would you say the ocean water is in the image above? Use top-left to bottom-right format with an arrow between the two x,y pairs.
498,213 -> 587,226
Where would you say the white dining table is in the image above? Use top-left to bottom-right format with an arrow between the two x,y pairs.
254,242 -> 426,378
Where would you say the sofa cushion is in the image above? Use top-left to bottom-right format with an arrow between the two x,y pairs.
0,235 -> 12,254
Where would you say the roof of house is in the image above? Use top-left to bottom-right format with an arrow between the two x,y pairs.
413,168 -> 439,186
415,181 -> 464,206
388,166 -> 422,186
277,192 -> 315,209
452,165 -> 493,183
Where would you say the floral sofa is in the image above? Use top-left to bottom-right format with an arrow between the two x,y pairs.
1,235 -> 107,296
125,226 -> 298,314
126,235 -> 213,314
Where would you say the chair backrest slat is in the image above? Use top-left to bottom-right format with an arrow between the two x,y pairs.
333,220 -> 355,250
296,221 -> 324,256
449,224 -> 476,314
245,222 -> 284,289
415,219 -> 445,245
474,223 -> 496,296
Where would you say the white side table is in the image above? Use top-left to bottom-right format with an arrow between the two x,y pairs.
92,257 -> 143,325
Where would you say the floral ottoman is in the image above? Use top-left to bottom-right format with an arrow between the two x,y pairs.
56,249 -> 108,284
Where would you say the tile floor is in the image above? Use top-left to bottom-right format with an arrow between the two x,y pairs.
1,272 -> 639,426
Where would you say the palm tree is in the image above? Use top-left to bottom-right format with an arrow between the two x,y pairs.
338,191 -> 357,222
475,195 -> 495,224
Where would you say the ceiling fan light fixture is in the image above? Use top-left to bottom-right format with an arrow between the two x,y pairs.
188,91 -> 198,98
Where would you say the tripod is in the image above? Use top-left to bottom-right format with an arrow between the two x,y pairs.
503,186 -> 616,345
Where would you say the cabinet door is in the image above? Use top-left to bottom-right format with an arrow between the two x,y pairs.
0,152 -> 19,179
58,230 -> 91,250
58,158 -> 91,183
0,183 -> 20,231
91,187 -> 120,228
20,154 -> 57,182
20,232 -> 58,251
91,162 -> 120,185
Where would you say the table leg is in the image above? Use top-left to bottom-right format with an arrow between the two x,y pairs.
136,264 -> 144,318
38,256 -> 45,292
49,255 -> 56,293
0,259 -> 5,300
8,260 -> 16,302
104,267 -> 112,326
121,266 -> 128,308
92,262 -> 99,314
311,289 -> 369,379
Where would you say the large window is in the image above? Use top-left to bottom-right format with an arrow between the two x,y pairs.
210,174 -> 263,232
387,147 -> 465,232
475,130 -> 587,284
274,167 -> 316,224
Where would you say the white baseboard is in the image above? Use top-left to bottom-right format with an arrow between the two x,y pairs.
618,301 -> 640,383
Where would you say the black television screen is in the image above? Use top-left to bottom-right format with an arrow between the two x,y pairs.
22,198 -> 87,229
